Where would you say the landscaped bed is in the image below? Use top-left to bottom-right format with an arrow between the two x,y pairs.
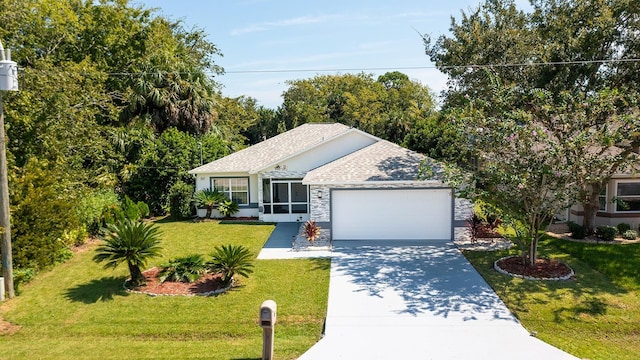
463,235 -> 640,360
0,220 -> 330,359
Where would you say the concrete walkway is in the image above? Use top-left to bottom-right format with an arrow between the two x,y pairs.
257,223 -> 332,259
298,240 -> 579,360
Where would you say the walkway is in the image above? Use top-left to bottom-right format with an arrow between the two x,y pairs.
257,222 -> 332,259
298,240 -> 578,359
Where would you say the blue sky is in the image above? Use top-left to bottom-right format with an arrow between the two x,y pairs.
135,0 -> 529,109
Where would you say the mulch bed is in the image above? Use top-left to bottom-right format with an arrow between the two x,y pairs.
128,268 -> 228,296
495,256 -> 574,280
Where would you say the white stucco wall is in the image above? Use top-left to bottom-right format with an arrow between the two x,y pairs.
271,131 -> 376,173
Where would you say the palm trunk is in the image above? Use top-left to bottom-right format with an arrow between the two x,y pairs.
128,262 -> 145,287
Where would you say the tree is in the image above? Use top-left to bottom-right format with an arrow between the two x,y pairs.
278,72 -> 435,143
124,128 -> 232,215
426,0 -> 640,237
193,189 -> 225,219
93,219 -> 163,287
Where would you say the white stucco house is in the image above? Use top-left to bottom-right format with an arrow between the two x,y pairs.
188,123 -> 453,241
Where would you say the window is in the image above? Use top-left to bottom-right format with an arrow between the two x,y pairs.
212,177 -> 249,205
615,181 -> 640,212
599,187 -> 607,211
261,179 -> 308,215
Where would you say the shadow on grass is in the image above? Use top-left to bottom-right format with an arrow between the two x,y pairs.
463,236 -> 628,324
310,258 -> 331,271
65,276 -> 129,303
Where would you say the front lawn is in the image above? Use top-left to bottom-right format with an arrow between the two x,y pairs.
0,220 -> 330,359
463,236 -> 640,360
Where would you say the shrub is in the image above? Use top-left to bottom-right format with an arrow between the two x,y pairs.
466,213 -> 483,243
168,181 -> 195,220
76,189 -> 120,236
568,221 -> 587,239
303,220 -> 321,244
122,196 -> 150,221
218,199 -> 239,218
616,223 -> 632,234
13,268 -> 37,295
208,244 -> 254,285
622,230 -> 638,240
596,225 -> 617,241
159,254 -> 207,283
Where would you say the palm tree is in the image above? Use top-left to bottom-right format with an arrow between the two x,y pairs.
193,188 -> 225,219
93,219 -> 163,287
208,245 -> 254,286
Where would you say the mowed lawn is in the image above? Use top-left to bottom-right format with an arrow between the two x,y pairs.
0,220 -> 330,359
464,236 -> 640,360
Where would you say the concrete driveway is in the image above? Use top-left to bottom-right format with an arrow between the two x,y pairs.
299,240 -> 578,360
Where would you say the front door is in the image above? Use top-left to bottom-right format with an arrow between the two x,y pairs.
262,179 -> 310,222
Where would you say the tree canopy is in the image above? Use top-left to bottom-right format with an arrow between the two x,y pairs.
277,72 -> 436,144
426,0 -> 640,261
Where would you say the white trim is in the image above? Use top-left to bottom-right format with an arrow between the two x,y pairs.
302,180 -> 445,186
613,179 -> 640,213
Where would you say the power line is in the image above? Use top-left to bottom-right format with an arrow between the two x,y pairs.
222,58 -> 640,74
21,58 -> 640,77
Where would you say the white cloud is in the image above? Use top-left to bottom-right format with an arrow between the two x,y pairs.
231,14 -> 345,35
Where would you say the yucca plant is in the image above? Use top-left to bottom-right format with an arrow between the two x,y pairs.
158,254 -> 207,283
93,219 -> 163,287
208,244 -> 254,286
193,188 -> 225,219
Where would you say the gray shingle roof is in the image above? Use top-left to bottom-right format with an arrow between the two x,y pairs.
189,123 -> 352,174
303,140 -> 445,184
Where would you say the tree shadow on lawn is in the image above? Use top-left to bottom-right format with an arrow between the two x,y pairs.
332,241 -> 517,321
477,239 -> 628,324
65,276 -> 129,304
310,258 -> 331,271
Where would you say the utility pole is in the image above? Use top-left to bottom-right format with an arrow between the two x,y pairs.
0,93 -> 14,298
0,41 -> 19,299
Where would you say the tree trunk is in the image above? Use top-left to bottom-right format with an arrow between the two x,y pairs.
529,237 -> 538,267
127,262 -> 145,287
582,182 -> 604,234
205,206 -> 212,219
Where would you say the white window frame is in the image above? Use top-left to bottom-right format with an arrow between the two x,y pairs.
211,177 -> 249,206
614,180 -> 640,213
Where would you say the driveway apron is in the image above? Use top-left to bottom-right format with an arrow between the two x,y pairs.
299,240 -> 578,360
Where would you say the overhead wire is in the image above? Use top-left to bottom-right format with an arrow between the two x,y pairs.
22,58 -> 640,77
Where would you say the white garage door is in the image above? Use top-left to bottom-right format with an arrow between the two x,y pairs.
331,188 -> 452,240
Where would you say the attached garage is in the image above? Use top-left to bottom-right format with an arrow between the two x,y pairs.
331,188 -> 453,241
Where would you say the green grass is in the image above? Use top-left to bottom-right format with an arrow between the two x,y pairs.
0,220 -> 330,359
463,236 -> 640,360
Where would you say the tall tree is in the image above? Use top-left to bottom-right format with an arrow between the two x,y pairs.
278,72 -> 435,143
426,0 -> 640,234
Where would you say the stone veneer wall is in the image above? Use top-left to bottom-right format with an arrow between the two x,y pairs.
310,183 -> 448,222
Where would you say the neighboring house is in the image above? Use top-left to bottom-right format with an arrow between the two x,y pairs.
567,173 -> 640,229
188,123 -> 453,241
